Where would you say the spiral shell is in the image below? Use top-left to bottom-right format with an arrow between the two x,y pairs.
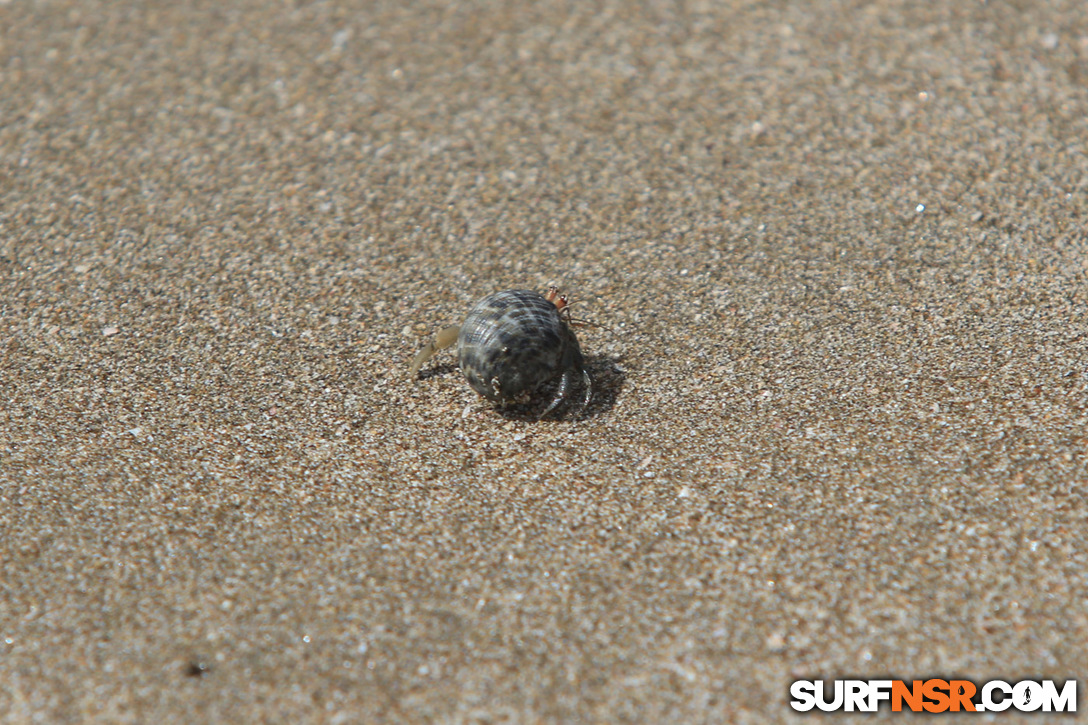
458,289 -> 583,404
410,287 -> 592,418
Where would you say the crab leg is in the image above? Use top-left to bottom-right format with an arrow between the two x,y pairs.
580,368 -> 592,410
409,325 -> 460,377
539,368 -> 573,419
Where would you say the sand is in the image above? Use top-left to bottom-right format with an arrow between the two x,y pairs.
2,0 -> 1086,721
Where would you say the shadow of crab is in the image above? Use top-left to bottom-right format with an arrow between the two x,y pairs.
492,355 -> 626,422
417,362 -> 458,381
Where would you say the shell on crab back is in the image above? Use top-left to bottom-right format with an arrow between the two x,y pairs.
457,289 -> 584,405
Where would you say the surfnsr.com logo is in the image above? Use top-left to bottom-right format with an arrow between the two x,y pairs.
790,679 -> 1077,713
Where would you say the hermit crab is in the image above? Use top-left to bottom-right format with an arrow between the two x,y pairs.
409,287 -> 592,418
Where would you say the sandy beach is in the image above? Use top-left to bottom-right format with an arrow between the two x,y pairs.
2,0 -> 1086,721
